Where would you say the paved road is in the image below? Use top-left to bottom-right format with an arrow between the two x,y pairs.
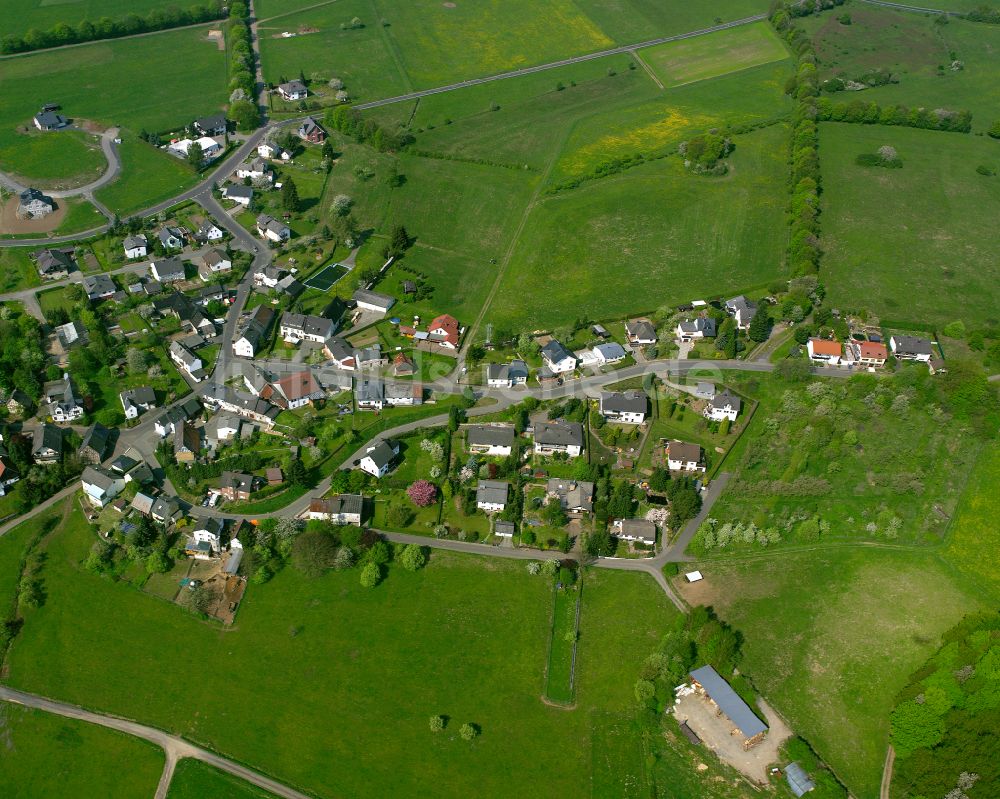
857,0 -> 955,14
0,686 -> 316,799
353,15 -> 767,111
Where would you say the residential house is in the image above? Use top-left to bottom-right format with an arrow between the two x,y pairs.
695,382 -> 716,400
806,338 -> 842,365
261,370 -> 324,410
852,340 -> 888,368
258,141 -> 290,160
467,425 -> 516,456
222,184 -> 253,206
167,137 -> 221,162
34,247 -> 74,279
613,519 -> 657,546
280,312 -> 337,343
131,492 -> 155,516
625,319 -> 657,346
540,340 -> 577,374
169,341 -> 204,380
266,468 -> 283,486
79,423 -> 113,464
277,79 -> 308,101
109,448 -> 154,485
195,220 -> 224,244
205,412 -> 242,448
494,520 -> 516,538
357,439 -> 399,478
157,227 -> 186,250
55,321 -> 87,348
427,314 -> 461,349
82,273 -> 116,300
233,306 -> 275,358
198,249 -> 232,281
355,379 -> 422,410
0,454 -> 19,496
33,111 -> 68,131
704,390 -> 741,422
725,296 -> 758,330
184,516 -> 224,559
152,397 -> 202,437
393,353 -> 415,377
19,188 -> 56,219
305,494 -> 364,525
275,274 -> 305,298
120,387 -> 156,420
666,440 -> 705,472
676,316 -> 717,341
386,381 -> 422,407
153,291 -> 216,338
890,334 -> 934,362
174,422 -> 201,463
256,214 -> 290,243
591,342 -> 627,365
356,345 -> 386,371
6,390 -> 29,418
123,234 -> 148,259
193,113 -> 227,136
476,480 -> 509,513
42,374 -> 83,422
600,391 -> 647,424
217,471 -> 256,502
236,157 -> 272,183
486,360 -> 529,387
150,256 -> 186,283
533,421 -> 584,458
298,116 -> 327,143
352,289 -> 395,314
687,665 -> 768,750
32,424 -> 63,464
546,479 -> 594,513
150,495 -> 183,525
323,337 -> 357,370
81,466 -> 126,508
201,383 -> 280,426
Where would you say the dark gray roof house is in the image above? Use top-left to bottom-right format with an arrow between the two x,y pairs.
476,480 -> 509,507
193,113 -> 227,135
79,423 -> 113,464
600,390 -> 647,416
689,665 -> 767,742
364,439 -> 398,471
541,339 -> 574,365
466,425 -> 516,449
32,424 -> 63,462
534,421 -> 585,449
677,317 -> 717,337
34,110 -> 68,130
709,390 -> 742,414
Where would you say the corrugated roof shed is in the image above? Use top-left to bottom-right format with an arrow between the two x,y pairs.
785,762 -> 815,797
689,665 -> 767,739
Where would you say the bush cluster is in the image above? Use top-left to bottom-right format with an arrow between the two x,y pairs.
1,1 -> 225,54
815,97 -> 972,132
323,105 -> 413,153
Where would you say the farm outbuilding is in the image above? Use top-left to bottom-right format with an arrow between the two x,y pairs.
688,665 -> 768,750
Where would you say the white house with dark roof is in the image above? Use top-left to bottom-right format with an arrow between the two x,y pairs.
466,425 -> 516,456
546,479 -> 594,513
193,113 -> 228,136
625,319 -> 657,345
306,494 -> 364,525
236,157 -> 273,183
704,390 -> 741,422
150,257 -> 186,283
198,249 -> 231,281
600,391 -> 647,424
613,518 -> 657,546
591,342 -> 627,365
725,296 -> 758,331
676,316 -> 717,341
278,79 -> 308,101
169,341 -> 204,380
34,248 -> 74,279
666,440 -> 705,472
81,466 -> 126,508
352,289 -> 395,314
476,480 -> 509,513
33,111 -> 68,131
486,360 -> 528,387
82,273 -> 116,300
120,387 -> 156,420
358,439 -> 399,477
256,214 -> 290,243
279,312 -> 337,344
541,340 -> 577,374
533,421 -> 584,458
196,220 -> 224,243
889,335 -> 934,362
42,374 -> 83,422
222,184 -> 253,206
123,234 -> 148,259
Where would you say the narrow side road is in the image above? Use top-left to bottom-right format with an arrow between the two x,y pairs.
0,686 -> 316,799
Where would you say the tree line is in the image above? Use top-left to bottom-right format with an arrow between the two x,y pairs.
1,2 -> 225,55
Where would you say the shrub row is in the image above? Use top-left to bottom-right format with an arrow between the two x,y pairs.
815,97 -> 972,132
323,105 -> 414,152
1,2 -> 225,54
407,149 -> 536,172
226,6 -> 260,132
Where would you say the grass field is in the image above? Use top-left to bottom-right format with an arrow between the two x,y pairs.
4,499 -> 682,799
676,547 -> 985,798
640,21 -> 789,88
0,704 -> 163,798
95,134 -> 200,216
0,0 -> 169,37
0,128 -> 106,188
0,248 -> 42,293
167,759 -> 276,799
942,443 -> 1000,599
55,197 -> 107,233
544,586 -> 578,703
0,26 -> 228,183
488,123 -> 788,331
818,122 -> 1000,327
803,8 -> 1000,133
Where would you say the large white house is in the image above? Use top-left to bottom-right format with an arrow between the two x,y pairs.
476,480 -> 509,513
305,494 -> 363,525
168,136 -> 222,162
666,440 -> 705,472
81,466 -> 126,508
120,387 -> 156,420
890,335 -> 934,362
540,340 -> 577,374
806,338 -> 842,365
486,360 -> 528,387
533,421 -> 584,458
704,390 -> 741,422
123,234 -> 148,259
42,374 -> 83,422
466,425 -> 516,456
279,312 -> 337,344
256,214 -> 291,243
599,391 -> 647,424
358,439 -> 399,478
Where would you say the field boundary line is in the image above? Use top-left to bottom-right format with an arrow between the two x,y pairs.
629,49 -> 664,89
661,52 -> 793,91
256,0 -> 340,25
369,0 -> 415,94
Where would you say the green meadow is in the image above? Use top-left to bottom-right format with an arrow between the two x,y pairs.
167,760 -> 277,799
676,547 -> 985,798
3,500 -> 681,799
818,122 -> 1000,327
0,0 -> 168,37
95,134 -> 200,216
0,26 -> 228,184
0,705 -> 163,799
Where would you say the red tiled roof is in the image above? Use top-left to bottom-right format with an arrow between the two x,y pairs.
427,314 -> 460,347
809,338 -> 842,357
858,341 -> 887,360
277,370 -> 321,401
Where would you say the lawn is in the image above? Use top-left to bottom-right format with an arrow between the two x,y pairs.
942,443 -> 1000,600
572,0 -> 769,45
544,585 -> 579,704
167,759 -> 276,799
0,0 -> 170,37
640,21 -> 790,88
701,368 -> 982,551
489,123 -> 789,331
674,547 -> 985,798
0,26 -> 229,184
38,285 -> 76,317
0,248 -> 41,293
802,7 -> 1000,134
0,704 -> 164,799
95,134 -> 200,216
55,198 -> 107,234
0,128 -> 106,189
2,498 -> 683,798
818,122 -> 1000,327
